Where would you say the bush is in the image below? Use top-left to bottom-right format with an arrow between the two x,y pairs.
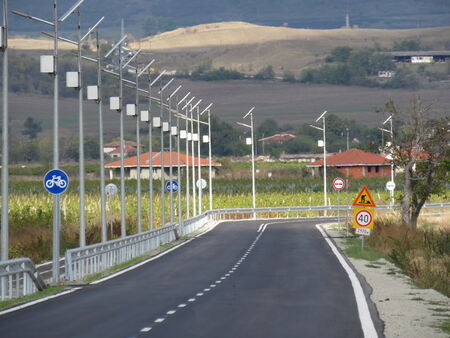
254,65 -> 275,80
368,219 -> 449,296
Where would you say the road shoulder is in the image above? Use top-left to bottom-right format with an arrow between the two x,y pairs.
323,223 -> 449,338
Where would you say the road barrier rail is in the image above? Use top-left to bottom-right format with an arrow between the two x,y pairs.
206,202 -> 450,220
2,202 -> 448,289
65,224 -> 178,281
0,258 -> 46,301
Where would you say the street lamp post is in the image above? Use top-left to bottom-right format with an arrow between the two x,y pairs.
237,107 -> 256,217
12,0 -> 81,283
105,33 -> 127,237
146,69 -> 166,229
200,103 -> 213,211
1,0 -> 9,263
189,99 -> 202,215
182,96 -> 195,218
158,77 -> 174,227
123,49 -> 144,233
60,3 -> 103,247
167,85 -> 182,225
310,110 -> 328,214
196,106 -> 202,214
174,92 -> 191,230
382,115 -> 395,207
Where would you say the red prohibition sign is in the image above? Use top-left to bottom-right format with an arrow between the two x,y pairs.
355,210 -> 373,227
333,178 -> 345,191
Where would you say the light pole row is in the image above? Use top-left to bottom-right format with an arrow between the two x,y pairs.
4,3 -> 217,285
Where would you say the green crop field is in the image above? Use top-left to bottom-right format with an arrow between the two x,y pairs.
5,177 -> 449,263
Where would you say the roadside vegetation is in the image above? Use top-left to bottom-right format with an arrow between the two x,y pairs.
367,218 -> 449,297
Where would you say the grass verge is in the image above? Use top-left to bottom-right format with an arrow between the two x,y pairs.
0,286 -> 67,311
440,320 -> 450,334
344,237 -> 387,261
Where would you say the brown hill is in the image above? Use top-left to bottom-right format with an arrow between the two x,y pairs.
129,22 -> 450,75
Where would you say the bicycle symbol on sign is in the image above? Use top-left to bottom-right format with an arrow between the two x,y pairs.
43,169 -> 69,195
45,175 -> 67,189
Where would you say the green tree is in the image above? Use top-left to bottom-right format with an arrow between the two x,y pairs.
393,39 -> 422,51
326,46 -> 353,62
22,117 -> 42,140
254,65 -> 275,80
379,98 -> 450,228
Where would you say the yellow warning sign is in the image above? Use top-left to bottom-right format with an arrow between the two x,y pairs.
352,186 -> 376,207
353,208 -> 375,229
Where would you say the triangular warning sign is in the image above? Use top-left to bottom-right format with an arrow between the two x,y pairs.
352,186 -> 376,207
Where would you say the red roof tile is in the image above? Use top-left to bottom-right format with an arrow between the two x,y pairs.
105,151 -> 221,168
104,141 -> 138,147
258,134 -> 295,142
109,146 -> 137,154
307,148 -> 389,167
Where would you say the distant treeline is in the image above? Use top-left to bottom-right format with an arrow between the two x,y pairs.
11,111 -> 384,165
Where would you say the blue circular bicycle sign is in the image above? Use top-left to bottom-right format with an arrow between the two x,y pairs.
165,180 -> 179,193
43,169 -> 69,195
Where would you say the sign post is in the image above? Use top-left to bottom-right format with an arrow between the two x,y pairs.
43,169 -> 69,282
345,179 -> 349,236
332,178 -> 345,228
166,180 -> 179,193
352,186 -> 376,249
105,183 -> 118,239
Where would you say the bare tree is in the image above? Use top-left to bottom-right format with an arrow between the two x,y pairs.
380,97 -> 449,228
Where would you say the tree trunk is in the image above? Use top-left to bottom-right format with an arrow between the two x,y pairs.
401,162 -> 415,228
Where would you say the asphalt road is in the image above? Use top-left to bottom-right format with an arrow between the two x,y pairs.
0,219 -> 380,338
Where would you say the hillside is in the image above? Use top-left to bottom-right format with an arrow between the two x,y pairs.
127,22 -> 450,75
133,22 -> 450,50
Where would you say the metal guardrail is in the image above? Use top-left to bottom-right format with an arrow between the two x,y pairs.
65,202 -> 449,281
0,258 -> 46,301
206,203 -> 450,220
65,224 -> 178,281
2,202 -> 448,288
180,214 -> 209,236
65,213 -> 210,281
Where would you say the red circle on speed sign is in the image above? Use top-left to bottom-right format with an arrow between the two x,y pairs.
333,178 -> 345,190
355,210 -> 373,227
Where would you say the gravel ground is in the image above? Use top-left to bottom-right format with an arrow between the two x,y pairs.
324,224 -> 450,338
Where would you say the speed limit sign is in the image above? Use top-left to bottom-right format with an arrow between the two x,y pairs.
353,208 -> 374,229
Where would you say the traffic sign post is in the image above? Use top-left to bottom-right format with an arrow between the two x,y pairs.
352,186 -> 376,249
166,180 -> 179,193
196,178 -> 207,190
105,183 -> 118,239
333,178 -> 345,228
352,208 -> 375,229
43,169 -> 69,195
352,186 -> 376,208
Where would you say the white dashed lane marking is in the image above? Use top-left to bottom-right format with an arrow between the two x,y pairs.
138,222 -> 269,336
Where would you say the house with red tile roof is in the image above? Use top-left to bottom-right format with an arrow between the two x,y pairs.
104,141 -> 140,158
307,148 -> 391,178
105,151 -> 221,179
258,133 -> 295,143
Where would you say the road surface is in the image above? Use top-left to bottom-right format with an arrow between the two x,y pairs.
0,219 -> 381,338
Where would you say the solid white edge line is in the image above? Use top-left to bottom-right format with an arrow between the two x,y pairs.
0,287 -> 82,316
315,224 -> 378,338
91,221 -> 222,285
